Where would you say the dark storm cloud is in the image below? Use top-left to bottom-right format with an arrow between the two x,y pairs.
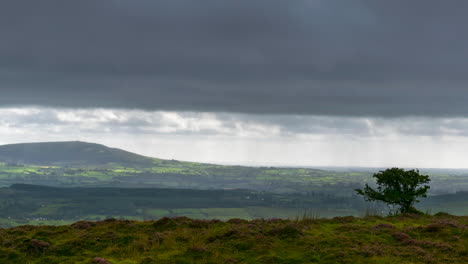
1,0 -> 468,116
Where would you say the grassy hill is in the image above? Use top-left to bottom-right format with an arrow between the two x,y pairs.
0,141 -> 154,166
0,215 -> 466,264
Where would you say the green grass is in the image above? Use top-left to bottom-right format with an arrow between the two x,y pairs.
0,214 -> 466,263
144,209 -> 170,218
0,206 -> 365,229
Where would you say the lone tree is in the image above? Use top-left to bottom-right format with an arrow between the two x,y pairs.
355,168 -> 430,214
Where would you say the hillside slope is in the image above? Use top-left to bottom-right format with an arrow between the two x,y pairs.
0,141 -> 154,166
0,215 -> 466,264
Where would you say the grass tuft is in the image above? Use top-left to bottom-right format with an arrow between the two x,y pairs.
0,215 -> 466,263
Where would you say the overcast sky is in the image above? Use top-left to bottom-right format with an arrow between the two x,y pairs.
1,1 -> 468,168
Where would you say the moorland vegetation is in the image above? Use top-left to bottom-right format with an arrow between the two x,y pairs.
0,214 -> 466,264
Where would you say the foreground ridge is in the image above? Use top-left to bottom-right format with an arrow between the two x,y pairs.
0,214 -> 466,264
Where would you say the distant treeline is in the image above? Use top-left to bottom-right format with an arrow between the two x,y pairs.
0,184 -> 367,221
0,184 -> 467,227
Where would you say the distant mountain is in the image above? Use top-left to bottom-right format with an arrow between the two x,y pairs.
0,141 -> 154,166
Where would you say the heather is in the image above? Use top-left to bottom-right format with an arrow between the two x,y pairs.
0,214 -> 466,264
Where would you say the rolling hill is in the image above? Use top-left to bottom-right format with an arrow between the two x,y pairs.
0,141 -> 366,193
0,141 -> 465,198
0,141 -> 154,166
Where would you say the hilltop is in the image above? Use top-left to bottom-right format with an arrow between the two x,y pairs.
0,141 -> 154,166
0,214 -> 466,264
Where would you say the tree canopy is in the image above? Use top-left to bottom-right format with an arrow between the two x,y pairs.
355,168 -> 430,214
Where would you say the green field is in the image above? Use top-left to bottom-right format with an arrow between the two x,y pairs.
0,161 -> 374,194
2,162 -> 468,196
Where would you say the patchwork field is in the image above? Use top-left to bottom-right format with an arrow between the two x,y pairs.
2,162 -> 468,196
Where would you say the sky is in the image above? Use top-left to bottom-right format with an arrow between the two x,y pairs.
1,0 -> 468,168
